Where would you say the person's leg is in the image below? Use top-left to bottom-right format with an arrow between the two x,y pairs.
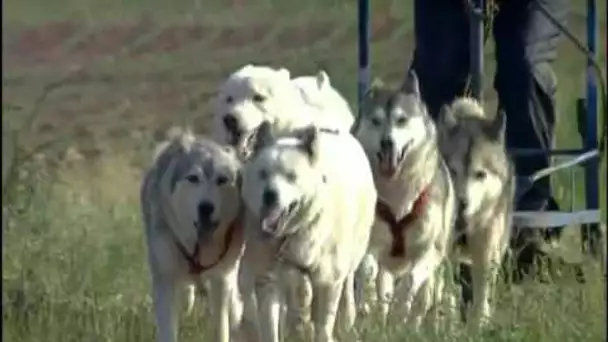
493,0 -> 569,282
411,0 -> 471,118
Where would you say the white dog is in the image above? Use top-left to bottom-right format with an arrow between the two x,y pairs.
238,121 -> 377,342
292,70 -> 355,130
212,64 -> 354,158
140,130 -> 246,342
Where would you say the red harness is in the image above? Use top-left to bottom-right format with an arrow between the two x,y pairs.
175,219 -> 242,275
375,187 -> 431,258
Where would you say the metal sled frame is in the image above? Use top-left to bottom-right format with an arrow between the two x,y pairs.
357,0 -> 603,256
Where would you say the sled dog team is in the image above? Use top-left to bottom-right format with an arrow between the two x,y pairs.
140,64 -> 514,342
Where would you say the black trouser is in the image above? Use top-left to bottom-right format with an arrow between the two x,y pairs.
411,0 -> 569,297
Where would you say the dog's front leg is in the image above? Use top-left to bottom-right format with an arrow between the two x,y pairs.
284,268 -> 313,340
152,275 -> 180,342
375,267 -> 394,326
312,282 -> 342,342
354,253 -> 378,316
407,276 -> 438,333
208,274 -> 237,342
336,272 -> 360,341
399,249 -> 443,326
469,237 -> 502,329
255,278 -> 282,342
237,267 -> 262,342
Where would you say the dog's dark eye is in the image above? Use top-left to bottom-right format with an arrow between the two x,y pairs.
285,171 -> 297,182
473,170 -> 487,180
225,96 -> 234,104
185,174 -> 200,184
216,175 -> 229,186
252,93 -> 266,103
395,117 -> 408,126
371,118 -> 382,127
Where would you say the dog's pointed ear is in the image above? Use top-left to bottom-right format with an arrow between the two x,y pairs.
297,125 -> 320,163
157,134 -> 195,193
438,104 -> 457,130
250,120 -> 275,155
487,109 -> 507,142
239,64 -> 254,74
316,70 -> 330,90
401,68 -> 420,97
363,78 -> 384,101
277,67 -> 291,80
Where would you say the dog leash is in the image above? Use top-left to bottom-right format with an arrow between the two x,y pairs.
515,149 -> 600,202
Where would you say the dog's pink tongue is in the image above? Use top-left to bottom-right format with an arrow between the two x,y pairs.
261,209 -> 282,232
379,158 -> 396,177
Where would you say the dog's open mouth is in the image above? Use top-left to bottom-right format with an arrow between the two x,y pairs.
193,220 -> 220,243
260,201 -> 298,237
230,131 -> 256,158
376,140 -> 413,177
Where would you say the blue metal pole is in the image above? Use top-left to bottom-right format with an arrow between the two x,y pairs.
358,0 -> 371,113
583,0 -> 600,255
469,0 -> 485,101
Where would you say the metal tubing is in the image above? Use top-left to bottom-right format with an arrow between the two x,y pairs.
358,0 -> 371,113
469,0 -> 485,101
582,0 -> 601,256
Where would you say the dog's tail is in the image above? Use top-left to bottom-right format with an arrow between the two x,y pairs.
450,97 -> 486,119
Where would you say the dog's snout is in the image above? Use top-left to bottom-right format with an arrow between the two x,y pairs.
223,114 -> 240,133
197,201 -> 215,219
262,188 -> 278,207
380,138 -> 394,152
457,197 -> 469,210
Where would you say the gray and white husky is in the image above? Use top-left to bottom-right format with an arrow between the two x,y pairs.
352,70 -> 456,329
436,96 -> 514,328
140,130 -> 246,342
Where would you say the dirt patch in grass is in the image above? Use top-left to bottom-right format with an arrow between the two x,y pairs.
274,21 -> 336,49
206,23 -> 275,51
6,21 -> 79,65
70,20 -> 153,58
129,23 -> 210,56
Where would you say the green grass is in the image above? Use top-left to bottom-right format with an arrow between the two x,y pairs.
2,0 -> 606,341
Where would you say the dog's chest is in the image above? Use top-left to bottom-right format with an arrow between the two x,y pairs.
372,218 -> 430,273
371,195 -> 436,263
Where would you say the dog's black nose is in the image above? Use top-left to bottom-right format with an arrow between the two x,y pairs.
457,197 -> 468,211
223,114 -> 239,133
380,138 -> 394,152
262,188 -> 278,207
197,201 -> 215,219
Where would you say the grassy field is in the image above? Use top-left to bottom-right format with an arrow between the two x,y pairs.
2,0 -> 606,341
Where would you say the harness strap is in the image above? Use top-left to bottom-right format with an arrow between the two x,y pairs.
174,219 -> 241,275
376,186 -> 431,257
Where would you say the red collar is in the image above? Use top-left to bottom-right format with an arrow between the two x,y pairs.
375,186 -> 431,257
175,219 -> 242,275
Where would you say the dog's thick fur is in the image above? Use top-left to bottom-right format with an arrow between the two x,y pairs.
140,130 -> 246,342
238,121 -> 377,342
212,65 -> 353,158
352,71 -> 455,329
436,96 -> 514,327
